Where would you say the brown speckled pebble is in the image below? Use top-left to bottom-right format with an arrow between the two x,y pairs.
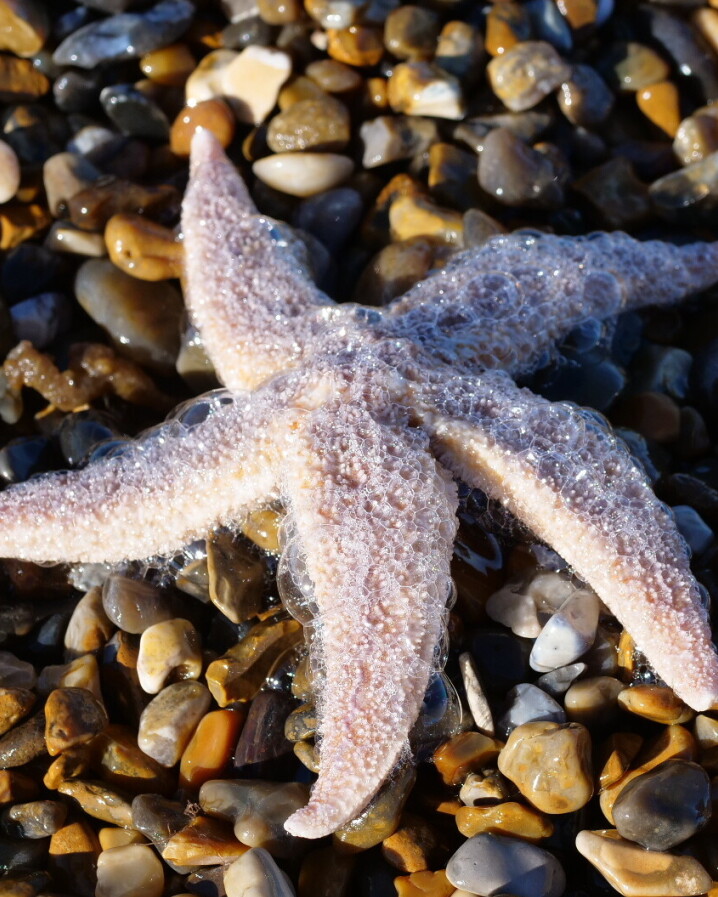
137,681 -> 211,767
455,802 -> 554,841
487,41 -> 571,112
163,816 -> 248,865
57,779 -> 133,828
45,687 -> 108,756
388,61 -> 464,119
0,687 -> 34,736
617,685 -> 693,724
267,97 -> 351,153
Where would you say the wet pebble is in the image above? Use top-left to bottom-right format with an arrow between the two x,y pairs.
222,46 -> 292,124
575,829 -> 712,897
650,149 -> 718,223
498,720 -> 593,813
96,843 -> 164,897
225,847 -> 295,897
102,575 -> 175,634
486,581 -> 541,638
530,588 -> 599,672
360,115 -> 438,168
447,833 -> 565,897
10,292 -> 72,349
564,676 -> 623,728
179,709 -> 245,789
53,0 -> 195,69
0,688 -> 34,737
2,799 -> 66,838
267,97 -> 350,153
170,99 -> 236,156
455,801 -> 553,841
497,683 -> 566,736
64,586 -> 115,657
162,815 -> 248,865
537,662 -> 586,697
100,84 -> 170,141
294,188 -> 363,252
433,731 -> 503,786
0,711 -> 46,768
479,128 -> 566,208
42,150 -> 99,216
138,680 -> 211,767
57,779 -> 133,828
384,5 -> 439,59
617,685 -> 692,724
253,152 -> 353,196
45,687 -> 108,756
388,62 -> 465,119
0,139 -> 19,203
136,618 -> 202,694
487,41 -> 571,112
558,64 -> 614,127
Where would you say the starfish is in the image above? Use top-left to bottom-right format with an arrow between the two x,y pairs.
1,129 -> 718,839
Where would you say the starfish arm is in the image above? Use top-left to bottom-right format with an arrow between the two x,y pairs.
0,392 -> 277,563
278,399 -> 458,839
382,233 -> 718,377
182,131 -> 332,391
417,371 -> 718,711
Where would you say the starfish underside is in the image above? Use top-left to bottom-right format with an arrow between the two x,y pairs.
1,130 -> 717,838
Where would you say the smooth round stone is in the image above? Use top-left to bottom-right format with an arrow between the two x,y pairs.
388,62 -> 465,119
447,833 -> 565,897
258,0 -> 301,24
0,688 -> 34,737
105,213 -> 182,281
170,99 -> 236,156
564,675 -> 623,728
526,0 -> 573,53
0,51 -> 48,102
498,720 -> 593,813
673,505 -> 714,555
96,844 -> 164,897
487,41 -> 571,112
253,153 -> 353,196
138,681 -> 211,767
575,830 -> 712,897
537,662 -> 586,698
10,292 -> 71,349
137,618 -> 202,694
435,20 -> 483,81
305,0 -> 366,29
179,709 -> 244,789
650,150 -> 718,222
636,80 -> 681,137
617,685 -> 692,724
267,97 -> 350,152
327,25 -> 385,67
486,582 -> 541,638
644,5 -> 718,102
75,258 -> 183,373
293,187 -> 363,252
162,816 -> 248,865
45,687 -> 108,756
185,48 -> 237,104
206,530 -> 265,624
384,5 -> 439,59
673,111 -> 718,166
53,69 -> 102,113
558,64 -> 614,127
222,45 -> 292,125
612,759 -> 710,850
305,59 -> 361,93
53,0 -> 195,68
139,42 -> 195,86
100,84 -> 170,141
98,828 -> 147,850
497,683 -> 566,736
530,588 -> 599,672
102,575 -> 175,634
224,847 -> 295,897
478,128 -> 565,208
0,140 -> 19,203
389,193 -> 463,245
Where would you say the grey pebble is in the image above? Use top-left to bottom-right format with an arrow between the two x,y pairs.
537,662 -> 587,697
673,505 -> 714,555
447,833 -> 566,897
100,84 -> 170,141
497,682 -> 566,737
530,588 -> 599,672
10,293 -> 72,350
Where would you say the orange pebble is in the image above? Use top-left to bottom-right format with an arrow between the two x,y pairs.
170,99 -> 236,157
636,81 -> 681,137
179,709 -> 244,789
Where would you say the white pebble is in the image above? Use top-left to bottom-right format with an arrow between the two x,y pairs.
0,140 -> 20,204
486,582 -> 541,638
222,46 -> 292,124
224,847 -> 296,897
253,153 -> 354,197
530,588 -> 600,672
96,844 -> 164,897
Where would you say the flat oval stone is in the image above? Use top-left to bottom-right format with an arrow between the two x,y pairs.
498,720 -> 593,813
102,575 -> 175,634
487,41 -> 571,112
96,843 -> 164,897
224,847 -> 295,897
253,153 -> 354,196
447,833 -> 565,897
138,681 -> 211,767
612,759 -> 711,850
530,588 -> 600,672
53,0 -> 195,68
179,709 -> 245,789
75,259 -> 183,373
575,830 -> 712,897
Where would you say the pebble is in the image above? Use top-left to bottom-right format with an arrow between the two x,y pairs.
637,81 -> 682,137
447,833 -> 565,897
98,828 -> 146,850
234,690 -> 295,768
57,779 -> 133,827
327,25 -> 385,67
224,847 -> 296,897
53,0 -> 195,68
96,844 -> 164,897
0,769 -> 37,805
485,3 -> 532,57
138,681 -> 211,767
48,820 -> 101,897
170,99 -> 236,156
455,802 -> 553,841
0,203 -> 51,249
66,177 -> 178,232
487,41 -> 571,112
0,55 -> 48,101
136,618 -> 202,694
200,779 -> 310,856
267,97 -> 351,152
486,582 -> 541,637
496,683 -> 566,736
384,5 -> 439,59
162,815 -> 248,865
650,150 -> 718,222
498,720 -> 593,813
0,139 -> 19,204
612,758 -> 710,850
644,5 -> 718,103
527,0 -> 573,52
388,62 -> 465,119
564,676 -> 623,728
75,259 -> 183,373
0,0 -> 48,57
305,58 -> 362,93
64,586 -> 114,657
305,0 -> 366,29
2,799 -> 66,838
185,48 -> 237,105
394,869 -> 454,897
673,505 -> 714,555
537,662 -> 586,697
40,654 -> 103,702
602,41 -> 670,91
382,813 -> 443,872
100,84 -> 170,141
206,531 -> 264,623
10,292 -> 72,350
480,129 -> 566,208
179,709 -> 245,789
44,687 -> 108,756
253,152 -> 353,196
222,46 -> 292,124
558,64 -> 614,127
389,194 -> 463,244
0,688 -> 34,737
575,830 -> 712,897
360,115 -> 438,168
617,685 -> 693,724
458,652 -> 494,736
102,575 -> 175,634
92,724 -> 174,797
433,731 -> 503,786
673,110 -> 718,166
530,588 -> 599,672
140,43 -> 195,87
131,793 -> 187,854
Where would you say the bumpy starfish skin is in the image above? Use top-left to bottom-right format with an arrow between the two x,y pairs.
1,129 -> 718,838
